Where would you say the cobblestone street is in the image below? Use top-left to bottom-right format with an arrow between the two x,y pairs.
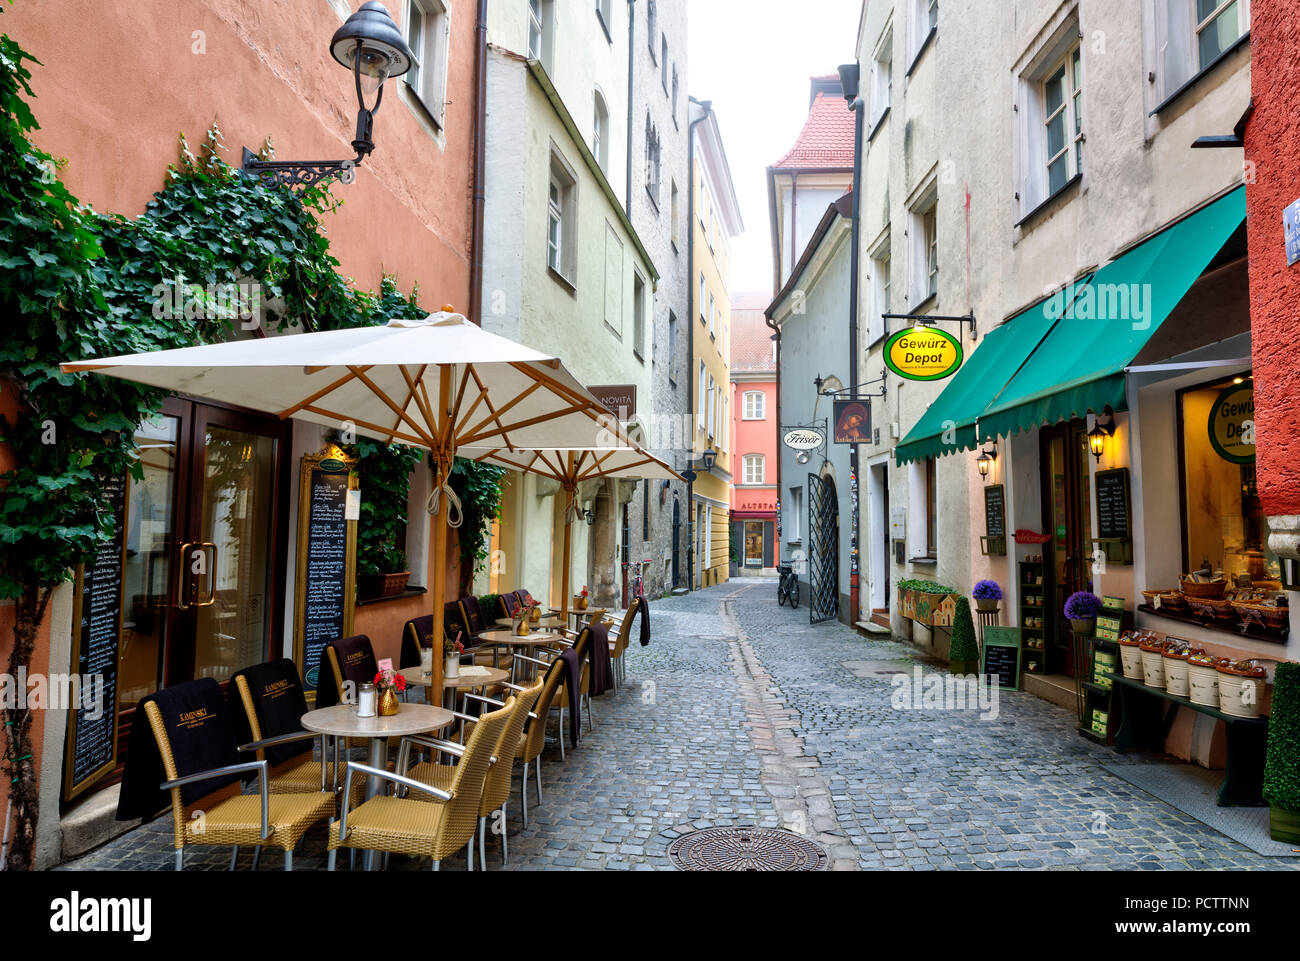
62,579 -> 1300,871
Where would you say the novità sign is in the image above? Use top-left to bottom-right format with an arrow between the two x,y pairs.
883,327 -> 963,381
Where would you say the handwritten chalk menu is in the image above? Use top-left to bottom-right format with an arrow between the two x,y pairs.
1095,468 -> 1131,541
293,447 -> 357,697
63,474 -> 127,801
981,627 -> 1022,691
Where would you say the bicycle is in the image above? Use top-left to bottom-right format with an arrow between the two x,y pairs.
777,563 -> 799,609
627,558 -> 652,601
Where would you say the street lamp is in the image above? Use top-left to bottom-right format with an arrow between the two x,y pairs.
700,449 -> 718,473
1087,425 -> 1109,463
243,2 -> 414,188
976,447 -> 997,480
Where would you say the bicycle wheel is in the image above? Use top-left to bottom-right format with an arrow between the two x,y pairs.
789,577 -> 799,609
778,581 -> 787,606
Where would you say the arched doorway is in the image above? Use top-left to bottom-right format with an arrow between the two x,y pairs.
807,470 -> 839,624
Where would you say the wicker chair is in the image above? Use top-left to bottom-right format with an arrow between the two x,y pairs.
606,597 -> 640,689
403,677 -> 543,868
141,684 -> 334,871
326,696 -> 516,871
551,625 -> 596,734
506,660 -> 567,829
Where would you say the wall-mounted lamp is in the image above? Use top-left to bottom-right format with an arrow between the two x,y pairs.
242,2 -> 413,188
797,451 -> 811,466
584,508 -> 596,527
976,446 -> 998,480
700,449 -> 718,474
1087,424 -> 1112,463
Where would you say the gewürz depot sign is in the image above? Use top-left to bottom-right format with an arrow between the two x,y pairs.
1208,382 -> 1255,464
884,327 -> 963,381
782,427 -> 824,451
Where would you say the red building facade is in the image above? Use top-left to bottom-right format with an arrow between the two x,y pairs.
730,293 -> 779,574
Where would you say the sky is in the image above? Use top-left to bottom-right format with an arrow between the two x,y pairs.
688,0 -> 864,300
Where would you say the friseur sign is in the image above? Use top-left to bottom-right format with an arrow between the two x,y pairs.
782,427 -> 824,451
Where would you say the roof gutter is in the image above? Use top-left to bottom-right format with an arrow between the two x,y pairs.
468,0 -> 489,324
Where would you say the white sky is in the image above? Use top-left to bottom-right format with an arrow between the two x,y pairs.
688,0 -> 863,300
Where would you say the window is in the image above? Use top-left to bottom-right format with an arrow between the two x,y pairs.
708,294 -> 716,337
632,271 -> 646,360
528,0 -> 554,70
909,198 -> 937,307
707,375 -> 716,438
671,66 -> 679,124
926,458 -> 937,558
1178,372 -> 1276,582
670,179 -> 680,248
404,0 -> 450,128
698,360 -> 707,427
911,0 -> 937,60
593,89 -> 610,172
661,37 -> 669,91
869,239 -> 891,343
870,27 -> 893,128
743,390 -> 766,421
789,487 -> 802,542
908,459 -> 937,559
699,273 -> 707,322
547,151 -> 577,285
721,395 -> 729,450
644,119 -> 662,206
596,0 -> 612,37
668,311 -> 678,386
1042,45 -> 1083,197
1156,0 -> 1250,103
743,454 -> 765,485
604,222 -> 623,333
647,0 -> 657,58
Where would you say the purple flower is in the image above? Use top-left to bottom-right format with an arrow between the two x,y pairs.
972,579 -> 1003,601
1064,591 -> 1103,620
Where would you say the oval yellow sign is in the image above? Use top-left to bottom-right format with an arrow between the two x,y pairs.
1208,383 -> 1255,464
884,328 -> 964,381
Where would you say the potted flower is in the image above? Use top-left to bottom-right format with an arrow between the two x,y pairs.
574,585 -> 589,611
1264,662 -> 1300,843
948,596 -> 980,675
445,633 -> 464,680
358,545 -> 410,600
525,599 -> 542,625
1064,591 -> 1103,635
972,579 -> 1003,613
373,667 -> 406,716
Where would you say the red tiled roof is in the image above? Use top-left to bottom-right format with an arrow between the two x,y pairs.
771,90 -> 856,170
731,301 -> 777,373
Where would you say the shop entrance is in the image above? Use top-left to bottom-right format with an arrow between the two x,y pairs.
807,472 -> 839,624
1039,419 -> 1094,676
111,398 -> 289,784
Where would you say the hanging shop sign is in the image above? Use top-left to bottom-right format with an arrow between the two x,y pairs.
1208,383 -> 1255,464
1285,197 -> 1300,267
883,328 -> 963,381
589,385 -> 637,420
833,400 -> 871,444
782,427 -> 824,451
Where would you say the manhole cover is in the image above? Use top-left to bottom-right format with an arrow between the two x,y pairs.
668,827 -> 828,872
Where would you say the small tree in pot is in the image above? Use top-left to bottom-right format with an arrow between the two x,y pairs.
1264,662 -> 1300,843
948,596 -> 980,676
972,579 -> 1003,613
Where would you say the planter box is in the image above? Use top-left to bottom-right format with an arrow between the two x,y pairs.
358,571 -> 411,600
898,588 -> 957,627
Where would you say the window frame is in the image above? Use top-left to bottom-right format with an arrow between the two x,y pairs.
527,0 -> 554,71
743,454 -> 766,486
402,0 -> 451,131
632,269 -> 647,362
870,25 -> 893,129
593,88 -> 610,173
668,310 -> 678,387
1041,43 -> 1084,201
547,149 -> 578,288
743,390 -> 766,421
595,0 -> 613,41
1153,0 -> 1250,111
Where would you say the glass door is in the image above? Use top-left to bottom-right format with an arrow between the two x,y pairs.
1041,420 -> 1094,676
110,399 -> 287,781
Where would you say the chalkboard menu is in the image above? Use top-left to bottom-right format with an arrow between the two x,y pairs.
1095,468 -> 1131,541
63,474 -> 127,801
984,484 -> 1006,540
293,446 -> 358,695
981,626 -> 1022,691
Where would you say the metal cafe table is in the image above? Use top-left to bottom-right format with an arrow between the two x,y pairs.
399,664 -> 509,711
300,703 -> 453,803
476,628 -> 564,681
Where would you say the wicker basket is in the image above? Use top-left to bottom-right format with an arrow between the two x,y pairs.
1179,576 -> 1227,598
1231,600 -> 1289,632
1187,595 -> 1236,621
1143,588 -> 1187,611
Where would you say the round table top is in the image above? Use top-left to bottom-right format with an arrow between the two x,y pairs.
399,664 -> 509,690
301,703 -> 453,739
495,616 -> 565,630
478,628 -> 563,647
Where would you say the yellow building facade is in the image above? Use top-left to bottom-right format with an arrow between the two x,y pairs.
689,103 -> 743,588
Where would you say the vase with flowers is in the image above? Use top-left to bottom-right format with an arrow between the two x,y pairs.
1064,591 -> 1103,635
445,633 -> 464,680
374,667 -> 406,716
575,586 -> 590,611
972,579 -> 1003,613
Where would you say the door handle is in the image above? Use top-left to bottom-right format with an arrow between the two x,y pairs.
194,542 -> 218,608
174,541 -> 194,611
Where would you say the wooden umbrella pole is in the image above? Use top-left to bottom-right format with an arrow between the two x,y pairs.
561,490 -> 574,625
429,367 -> 455,698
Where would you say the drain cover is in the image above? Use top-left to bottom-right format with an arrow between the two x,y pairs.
668,827 -> 828,872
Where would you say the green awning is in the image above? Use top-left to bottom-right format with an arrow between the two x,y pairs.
976,186 -> 1246,440
895,278 -> 1090,466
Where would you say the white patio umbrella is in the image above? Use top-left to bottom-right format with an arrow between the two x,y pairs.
61,312 -> 635,691
462,447 -> 683,622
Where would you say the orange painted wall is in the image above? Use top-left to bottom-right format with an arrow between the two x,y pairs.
5,0 -> 477,309
353,529 -> 463,667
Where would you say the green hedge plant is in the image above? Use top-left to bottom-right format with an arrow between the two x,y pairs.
1264,662 -> 1300,813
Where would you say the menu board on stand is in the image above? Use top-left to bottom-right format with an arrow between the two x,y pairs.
293,445 -> 359,698
62,474 -> 128,801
